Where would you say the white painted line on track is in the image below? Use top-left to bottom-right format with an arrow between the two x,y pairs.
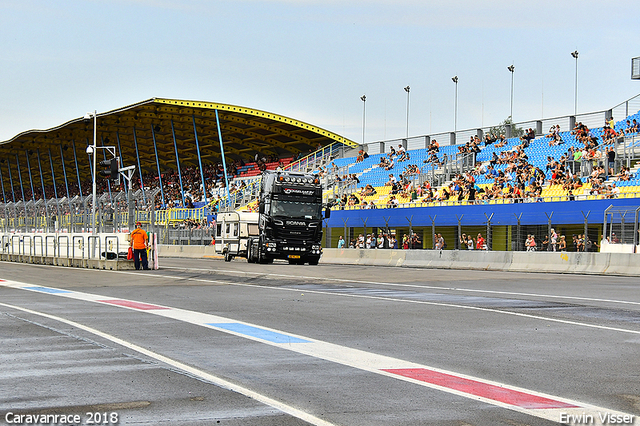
161,264 -> 640,307
113,269 -> 640,337
0,278 -> 636,425
0,298 -> 338,426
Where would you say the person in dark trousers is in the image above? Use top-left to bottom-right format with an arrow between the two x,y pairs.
130,221 -> 150,270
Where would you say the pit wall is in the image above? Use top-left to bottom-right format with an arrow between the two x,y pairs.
321,248 -> 640,276
155,244 -> 640,276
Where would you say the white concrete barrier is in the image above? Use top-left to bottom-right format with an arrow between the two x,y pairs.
157,244 -> 220,259
1,232 -> 150,270
155,245 -> 640,276
321,248 -> 640,277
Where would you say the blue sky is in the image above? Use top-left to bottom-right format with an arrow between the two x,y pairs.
1,0 -> 638,145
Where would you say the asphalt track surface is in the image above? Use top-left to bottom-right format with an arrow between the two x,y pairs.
1,258 -> 639,426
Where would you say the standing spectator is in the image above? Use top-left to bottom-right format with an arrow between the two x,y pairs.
337,235 -> 345,249
527,235 -> 537,251
607,147 -> 616,176
389,234 -> 397,249
411,232 -> 422,249
369,234 -> 377,249
550,228 -> 558,252
459,233 -> 467,250
129,221 -> 150,270
475,233 -> 486,250
558,235 -> 567,251
466,234 -> 474,250
434,233 -> 444,250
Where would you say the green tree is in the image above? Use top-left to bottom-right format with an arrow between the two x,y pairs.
488,116 -> 523,139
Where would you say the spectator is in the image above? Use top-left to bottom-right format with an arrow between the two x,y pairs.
526,235 -> 536,251
550,228 -> 558,251
475,233 -> 486,250
459,233 -> 467,249
558,235 -> 567,251
411,232 -> 422,249
466,234 -> 474,250
337,236 -> 345,249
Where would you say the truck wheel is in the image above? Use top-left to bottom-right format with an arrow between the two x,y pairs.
308,259 -> 319,265
224,253 -> 233,262
247,244 -> 255,263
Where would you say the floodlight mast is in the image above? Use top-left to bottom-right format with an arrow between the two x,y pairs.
84,110 -> 97,235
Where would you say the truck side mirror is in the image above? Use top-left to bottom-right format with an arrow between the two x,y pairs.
324,207 -> 331,219
258,203 -> 265,214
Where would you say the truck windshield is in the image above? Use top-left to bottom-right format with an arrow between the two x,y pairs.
270,200 -> 322,219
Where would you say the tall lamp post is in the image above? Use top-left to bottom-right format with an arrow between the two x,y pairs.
404,86 -> 410,139
507,64 -> 515,120
360,95 -> 367,146
452,76 -> 459,134
84,110 -> 97,235
571,50 -> 579,116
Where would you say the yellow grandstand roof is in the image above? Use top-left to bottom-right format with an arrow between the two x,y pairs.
0,98 -> 357,187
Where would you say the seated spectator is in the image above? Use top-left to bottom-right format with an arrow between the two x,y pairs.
385,158 -> 395,171
361,184 -> 376,197
398,149 -> 410,162
385,174 -> 397,186
495,134 -> 507,148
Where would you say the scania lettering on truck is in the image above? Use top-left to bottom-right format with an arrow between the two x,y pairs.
246,170 -> 329,265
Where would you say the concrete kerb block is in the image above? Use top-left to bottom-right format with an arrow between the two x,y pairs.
321,248 -> 359,265
454,250 -> 511,271
510,252 -> 567,274
604,252 -> 640,275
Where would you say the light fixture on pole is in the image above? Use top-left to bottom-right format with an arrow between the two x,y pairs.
507,64 -> 515,120
404,86 -> 410,139
452,76 -> 458,134
360,95 -> 367,146
571,50 -> 579,116
84,110 -> 97,235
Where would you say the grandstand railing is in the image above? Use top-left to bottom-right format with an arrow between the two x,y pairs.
333,191 -> 640,211
363,93 -> 640,154
285,142 -> 346,174
212,142 -> 347,211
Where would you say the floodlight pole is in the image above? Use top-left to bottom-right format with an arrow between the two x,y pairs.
360,95 -> 366,146
508,65 -> 515,120
452,76 -> 458,134
572,50 -> 579,116
90,110 -> 97,235
404,86 -> 410,139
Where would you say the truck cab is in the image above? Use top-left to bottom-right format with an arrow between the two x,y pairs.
247,171 -> 329,265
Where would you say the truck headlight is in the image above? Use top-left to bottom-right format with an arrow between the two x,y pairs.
312,245 -> 321,250
266,242 -> 277,248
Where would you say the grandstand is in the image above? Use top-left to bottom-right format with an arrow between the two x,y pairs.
1,95 -> 640,253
